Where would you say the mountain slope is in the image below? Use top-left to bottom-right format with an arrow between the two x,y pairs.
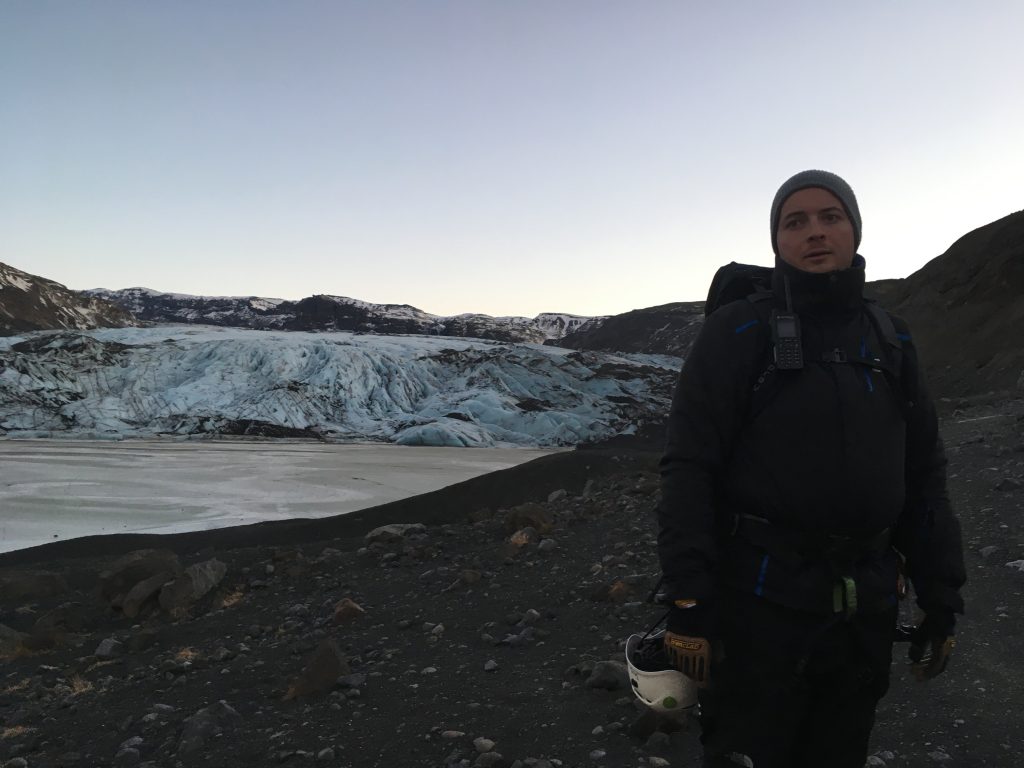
0,262 -> 134,335
865,209 -> 1024,397
554,301 -> 705,358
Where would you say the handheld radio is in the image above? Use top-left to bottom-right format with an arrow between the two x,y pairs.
771,310 -> 803,370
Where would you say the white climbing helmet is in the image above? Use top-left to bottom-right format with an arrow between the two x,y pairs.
624,630 -> 698,715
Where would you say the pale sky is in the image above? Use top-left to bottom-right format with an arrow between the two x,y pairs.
2,1 -> 1022,318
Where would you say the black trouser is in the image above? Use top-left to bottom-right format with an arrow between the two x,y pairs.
699,590 -> 896,768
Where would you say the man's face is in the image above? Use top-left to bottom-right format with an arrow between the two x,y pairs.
775,187 -> 856,273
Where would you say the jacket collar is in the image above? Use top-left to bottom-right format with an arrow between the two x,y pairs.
771,254 -> 866,318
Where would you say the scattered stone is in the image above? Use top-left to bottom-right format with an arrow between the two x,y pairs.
995,477 -> 1022,491
505,502 -> 553,534
441,730 -> 466,739
114,747 -> 141,765
0,623 -> 29,656
589,750 -> 607,761
474,737 -> 496,753
285,639 -> 350,700
586,661 -> 630,691
316,747 -> 336,762
866,757 -> 886,767
649,758 -> 671,768
520,609 -> 541,625
336,672 -> 367,689
499,627 -> 535,647
365,523 -> 427,549
95,637 -> 126,659
127,627 -> 160,653
547,488 -> 567,503
509,527 -> 540,548
484,660 -> 499,672
928,750 -> 952,762
644,732 -> 671,754
538,539 -> 557,553
177,700 -> 242,757
978,545 -> 1001,559
475,754 -> 507,768
1007,560 -> 1024,572
159,559 -> 227,614
333,598 -> 366,623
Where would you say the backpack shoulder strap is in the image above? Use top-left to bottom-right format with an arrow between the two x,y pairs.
863,302 -> 911,416
742,293 -> 779,420
864,302 -> 903,379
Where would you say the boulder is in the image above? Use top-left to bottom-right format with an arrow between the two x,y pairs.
364,523 -> 427,550
285,639 -> 350,700
99,550 -> 182,605
158,559 -> 227,615
0,570 -> 70,604
586,660 -> 630,691
0,623 -> 29,657
178,701 -> 242,757
504,503 -> 553,534
95,637 -> 126,658
30,602 -> 94,647
508,527 -> 540,548
123,571 -> 177,618
332,598 -> 366,624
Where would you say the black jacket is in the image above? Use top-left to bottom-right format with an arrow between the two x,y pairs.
657,256 -> 965,617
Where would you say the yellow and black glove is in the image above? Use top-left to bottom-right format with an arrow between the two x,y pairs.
663,599 -> 713,688
908,610 -> 956,681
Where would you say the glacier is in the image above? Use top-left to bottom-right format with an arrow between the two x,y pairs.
0,326 -> 679,447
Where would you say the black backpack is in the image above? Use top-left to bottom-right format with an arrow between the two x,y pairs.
704,262 -> 907,417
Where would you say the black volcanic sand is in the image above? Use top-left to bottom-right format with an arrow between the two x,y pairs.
1,402 -> 1023,768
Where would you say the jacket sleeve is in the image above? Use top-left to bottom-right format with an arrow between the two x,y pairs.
890,317 -> 966,617
657,305 -> 761,603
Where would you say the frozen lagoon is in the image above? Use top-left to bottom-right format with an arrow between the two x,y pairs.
0,440 -> 562,554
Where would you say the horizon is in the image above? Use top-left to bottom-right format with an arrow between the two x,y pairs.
3,2 -> 1023,317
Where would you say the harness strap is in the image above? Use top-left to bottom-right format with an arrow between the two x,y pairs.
732,514 -> 892,617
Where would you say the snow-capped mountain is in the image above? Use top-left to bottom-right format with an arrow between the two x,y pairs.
0,327 -> 679,447
86,288 -> 599,343
0,262 -> 134,335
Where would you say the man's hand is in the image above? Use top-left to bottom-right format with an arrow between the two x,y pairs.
909,610 -> 956,681
663,599 -> 713,687
664,631 -> 711,687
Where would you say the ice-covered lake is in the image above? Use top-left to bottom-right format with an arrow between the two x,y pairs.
0,439 -> 562,553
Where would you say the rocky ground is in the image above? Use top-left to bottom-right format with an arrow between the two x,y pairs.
1,398 -> 1023,768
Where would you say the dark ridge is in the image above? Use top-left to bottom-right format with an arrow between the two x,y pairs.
865,209 -> 1024,397
553,301 -> 704,357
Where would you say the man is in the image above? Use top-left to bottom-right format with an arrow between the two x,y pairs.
656,170 -> 966,767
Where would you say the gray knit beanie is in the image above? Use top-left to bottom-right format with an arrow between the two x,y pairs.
770,170 -> 861,257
